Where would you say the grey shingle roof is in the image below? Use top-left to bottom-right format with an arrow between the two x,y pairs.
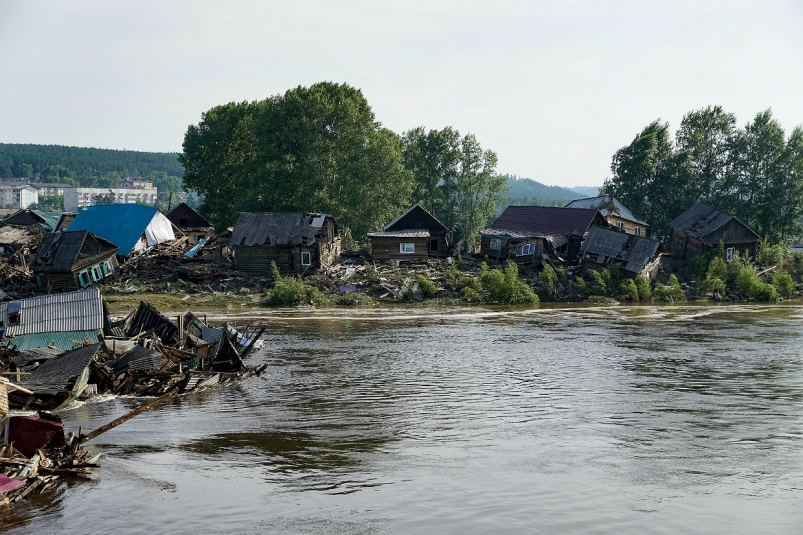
35,231 -> 118,272
669,203 -> 758,240
230,212 -> 336,247
482,206 -> 605,248
565,195 -> 648,226
19,343 -> 101,395
580,226 -> 660,274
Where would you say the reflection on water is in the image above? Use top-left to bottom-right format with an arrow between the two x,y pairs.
3,304 -> 803,534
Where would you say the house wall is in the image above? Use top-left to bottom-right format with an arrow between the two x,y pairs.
386,207 -> 450,255
480,236 -> 544,262
36,254 -> 118,292
606,214 -> 648,237
670,222 -> 758,260
370,236 -> 429,261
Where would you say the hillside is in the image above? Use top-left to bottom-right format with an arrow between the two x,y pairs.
504,175 -> 587,207
0,143 -> 183,180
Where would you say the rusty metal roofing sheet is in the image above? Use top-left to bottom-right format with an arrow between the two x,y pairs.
0,289 -> 105,336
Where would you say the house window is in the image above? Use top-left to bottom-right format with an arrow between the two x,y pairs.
77,270 -> 90,287
489,238 -> 502,250
430,239 -> 439,252
726,247 -> 735,262
301,251 -> 312,266
102,259 -> 114,275
91,264 -> 104,282
516,243 -> 535,256
36,273 -> 46,288
400,243 -> 415,253
634,227 -> 642,236
617,221 -> 624,229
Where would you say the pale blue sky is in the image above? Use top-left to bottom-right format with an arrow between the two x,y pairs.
1,0 -> 802,187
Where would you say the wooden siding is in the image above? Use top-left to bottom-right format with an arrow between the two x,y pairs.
606,214 -> 648,237
670,223 -> 759,260
370,236 -> 429,261
480,236 -> 544,263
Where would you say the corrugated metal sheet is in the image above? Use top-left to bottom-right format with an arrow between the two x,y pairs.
230,212 -> 335,247
6,416 -> 65,459
18,343 -> 101,395
4,330 -> 102,352
107,345 -> 162,373
580,227 -> 660,274
367,230 -> 430,238
67,204 -> 174,255
0,289 -> 105,336
565,195 -> 649,226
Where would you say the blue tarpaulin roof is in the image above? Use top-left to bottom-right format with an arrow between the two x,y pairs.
67,204 -> 161,255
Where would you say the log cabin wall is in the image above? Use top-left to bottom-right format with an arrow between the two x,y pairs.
370,236 -> 429,261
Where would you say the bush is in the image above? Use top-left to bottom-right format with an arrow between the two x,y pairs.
634,276 -> 652,302
654,274 -> 685,302
416,273 -> 438,298
479,262 -> 539,304
706,256 -> 727,282
619,279 -> 639,302
734,263 -> 762,297
269,277 -> 329,307
589,270 -> 608,296
541,265 -> 559,297
575,276 -> 589,296
588,295 -> 618,304
702,276 -> 725,294
683,254 -> 709,281
754,283 -> 778,302
269,260 -> 282,284
756,240 -> 788,267
460,286 -> 481,302
773,271 -> 795,298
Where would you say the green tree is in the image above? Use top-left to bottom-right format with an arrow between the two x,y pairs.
180,82 -> 413,236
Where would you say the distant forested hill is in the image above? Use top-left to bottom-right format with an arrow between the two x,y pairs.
504,174 -> 587,207
0,143 -> 183,179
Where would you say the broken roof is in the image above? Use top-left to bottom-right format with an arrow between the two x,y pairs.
19,343 -> 101,395
482,206 -> 606,247
35,230 -> 119,272
565,195 -> 648,226
669,203 -> 759,241
3,209 -> 60,230
580,227 -> 661,274
0,289 -> 106,336
230,212 -> 336,247
0,224 -> 44,247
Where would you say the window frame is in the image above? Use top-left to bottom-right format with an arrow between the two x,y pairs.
77,270 -> 90,287
400,242 -> 415,254
90,264 -> 103,282
617,221 -> 624,230
516,243 -> 535,257
634,227 -> 642,236
301,251 -> 312,266
726,247 -> 735,262
489,238 -> 502,251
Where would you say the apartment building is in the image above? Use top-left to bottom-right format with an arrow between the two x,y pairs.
63,187 -> 158,211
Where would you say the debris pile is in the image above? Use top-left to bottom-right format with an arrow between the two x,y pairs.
0,225 -> 46,298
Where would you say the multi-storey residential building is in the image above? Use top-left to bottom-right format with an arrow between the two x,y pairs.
120,177 -> 154,189
0,185 -> 39,208
34,183 -> 74,197
63,187 -> 158,211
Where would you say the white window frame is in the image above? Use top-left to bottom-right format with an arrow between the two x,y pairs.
516,243 -> 535,257
400,243 -> 415,254
90,265 -> 103,282
634,227 -> 641,236
489,238 -> 502,250
726,247 -> 735,262
301,251 -> 312,266
617,221 -> 624,229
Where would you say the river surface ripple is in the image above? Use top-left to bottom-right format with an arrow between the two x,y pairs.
2,304 -> 802,534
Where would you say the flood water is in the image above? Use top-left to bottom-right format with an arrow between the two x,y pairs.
2,304 -> 803,534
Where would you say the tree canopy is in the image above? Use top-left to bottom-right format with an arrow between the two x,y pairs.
602,106 -> 803,242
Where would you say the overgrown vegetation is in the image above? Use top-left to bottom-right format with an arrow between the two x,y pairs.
267,261 -> 329,307
477,262 -> 539,304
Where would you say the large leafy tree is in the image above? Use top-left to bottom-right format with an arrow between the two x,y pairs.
180,82 -> 413,237
402,128 -> 505,249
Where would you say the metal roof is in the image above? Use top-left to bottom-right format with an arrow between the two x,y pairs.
34,230 -> 119,272
669,202 -> 759,241
107,345 -> 163,373
67,204 -> 174,255
564,195 -> 648,226
367,230 -> 430,238
580,226 -> 661,274
3,330 -> 102,352
230,212 -> 336,247
482,206 -> 605,247
18,343 -> 101,395
0,289 -> 105,336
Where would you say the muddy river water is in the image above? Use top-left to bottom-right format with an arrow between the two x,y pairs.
2,304 -> 802,534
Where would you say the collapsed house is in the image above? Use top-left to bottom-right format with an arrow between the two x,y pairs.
66,204 -> 176,257
565,195 -> 649,237
368,204 -> 451,261
579,227 -> 662,281
33,231 -> 120,291
668,203 -> 760,261
0,289 -> 110,352
165,202 -> 215,245
0,225 -> 44,263
480,206 -> 609,263
3,209 -> 60,231
230,212 -> 341,275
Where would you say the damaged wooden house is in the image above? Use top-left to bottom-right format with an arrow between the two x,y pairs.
0,288 -> 111,352
230,212 -> 341,276
165,202 -> 215,245
579,226 -> 662,281
368,204 -> 451,261
565,195 -> 649,236
668,203 -> 760,261
480,206 -> 609,264
33,231 -> 120,291
66,204 -> 176,257
2,209 -> 60,231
